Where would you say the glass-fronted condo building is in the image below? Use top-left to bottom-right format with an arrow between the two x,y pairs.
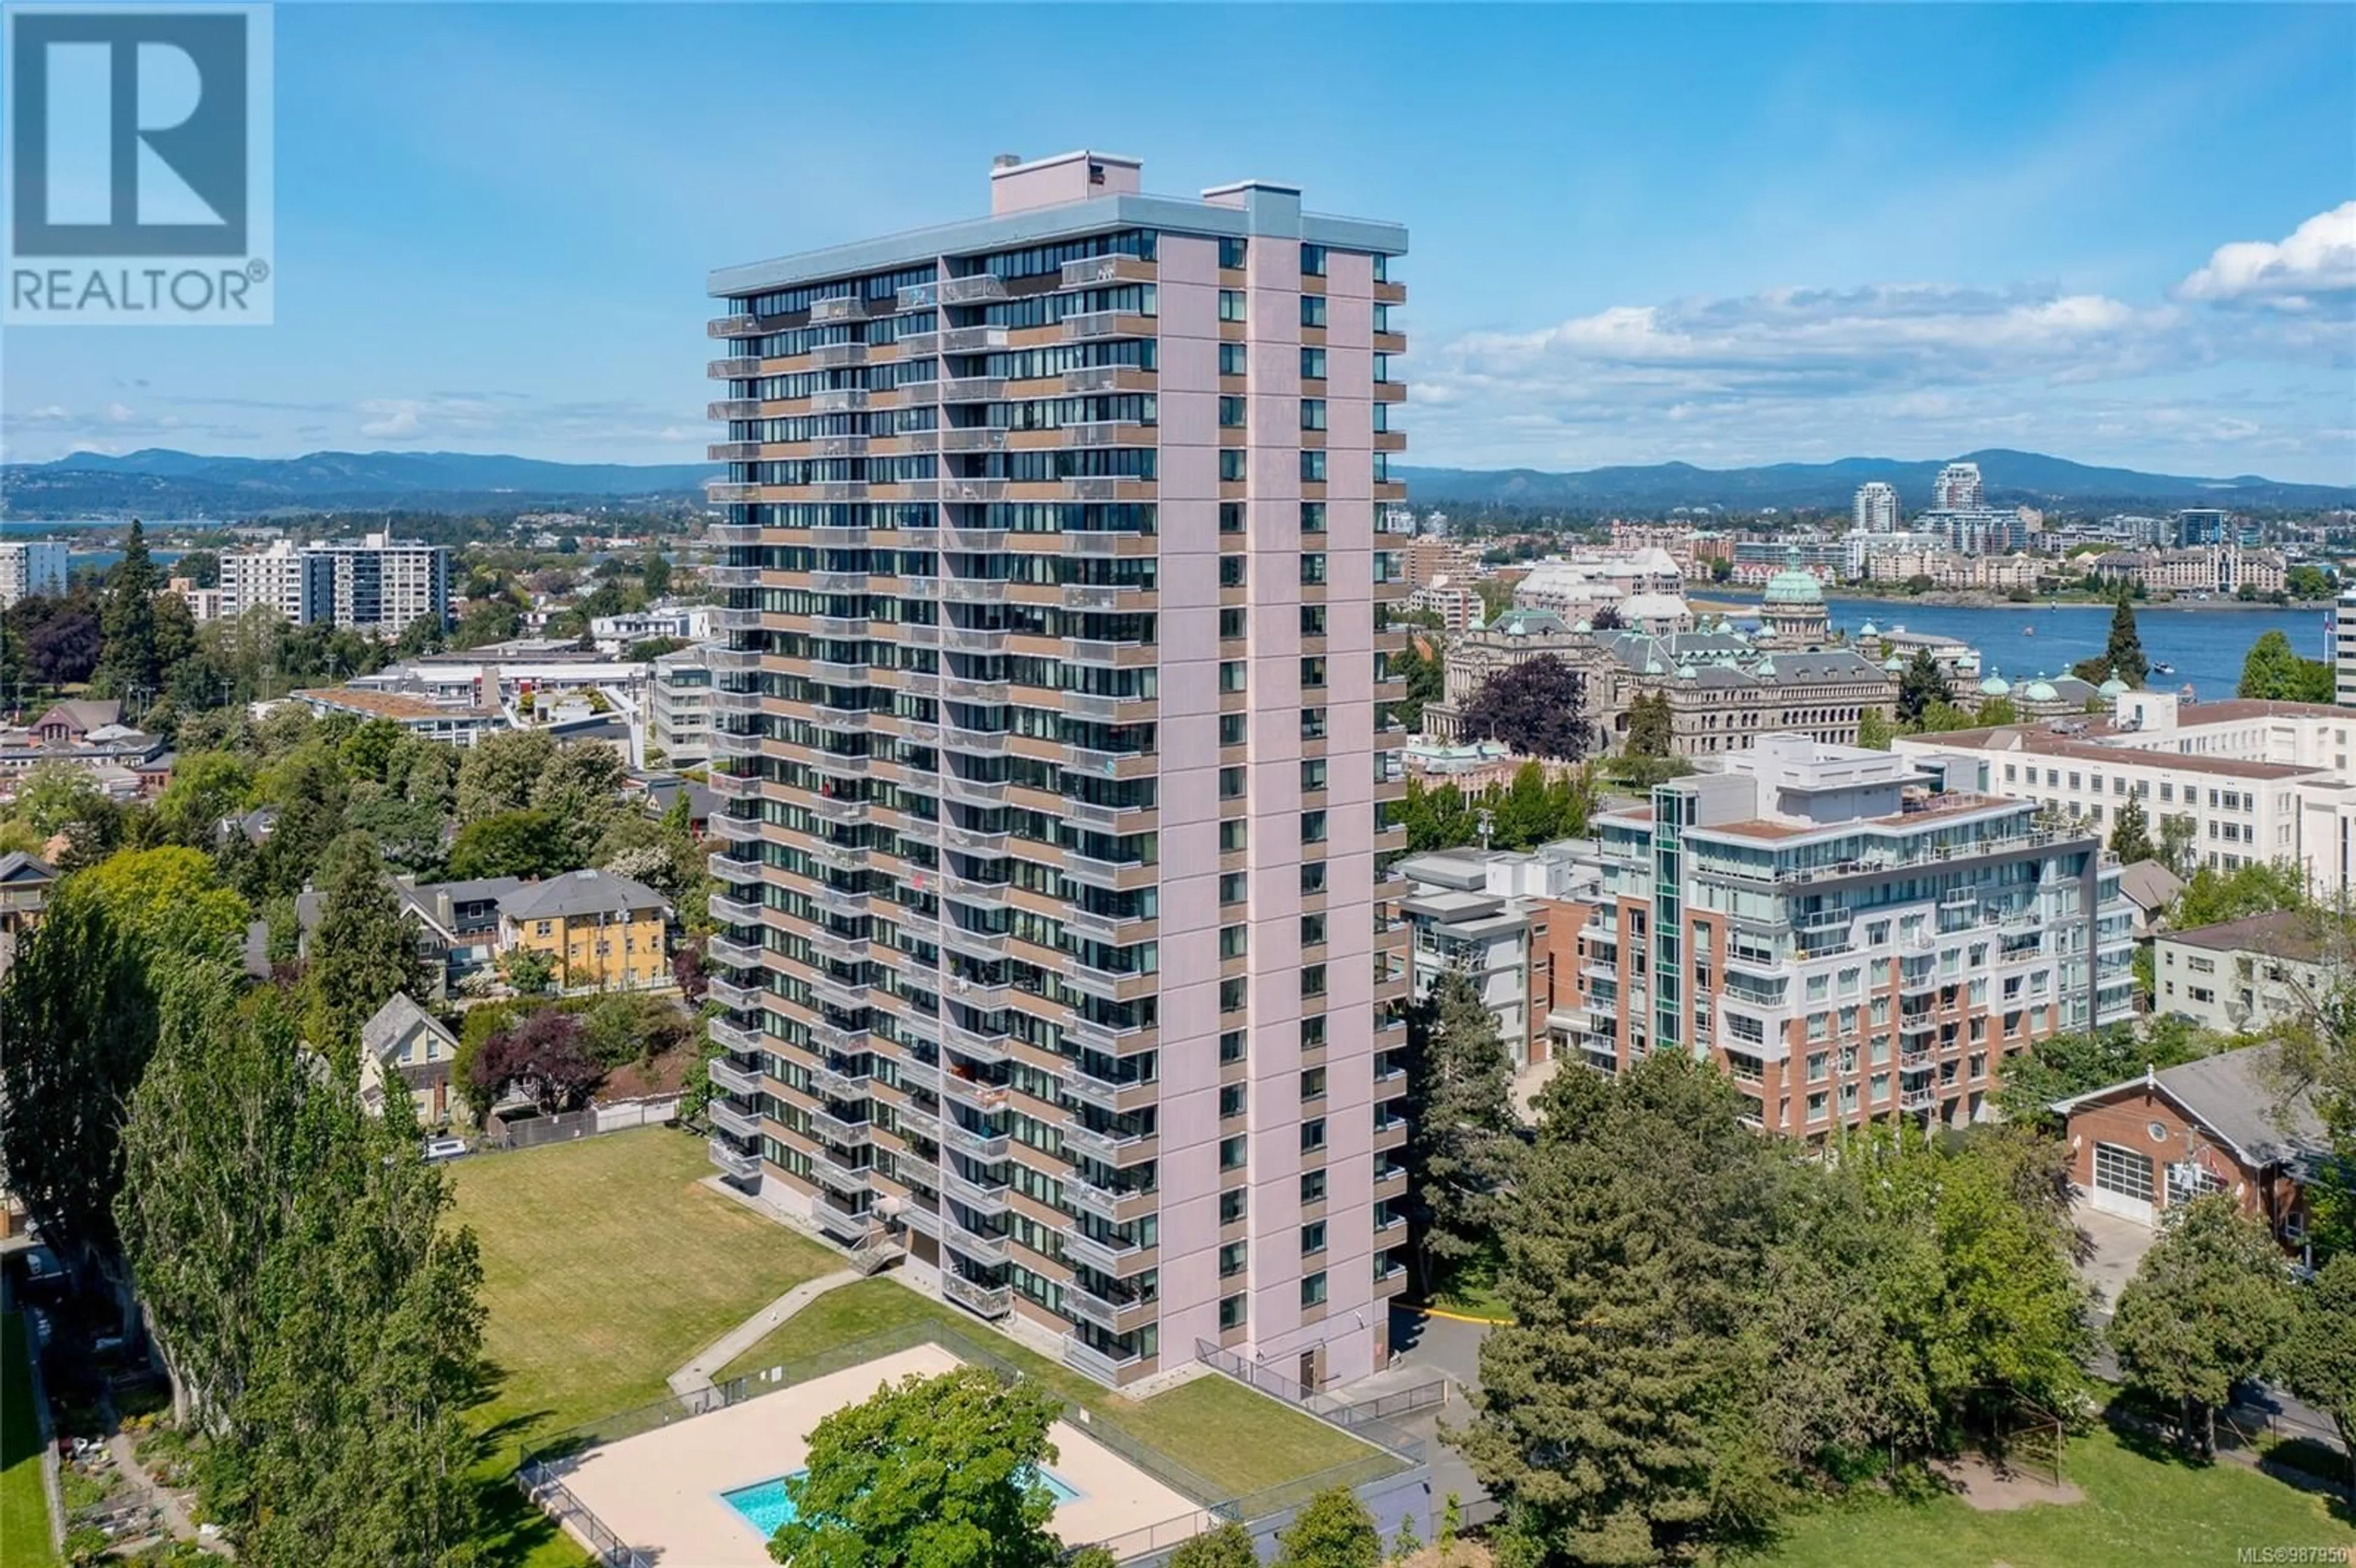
701,152 -> 1413,1389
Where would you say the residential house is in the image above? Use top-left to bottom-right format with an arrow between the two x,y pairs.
498,869 -> 671,992
2117,859 -> 2187,942
2052,1046 -> 2330,1249
2154,909 -> 2333,1034
358,993 -> 461,1124
0,852 -> 57,977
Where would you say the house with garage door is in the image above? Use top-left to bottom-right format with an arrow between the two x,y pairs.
2052,1045 -> 2331,1251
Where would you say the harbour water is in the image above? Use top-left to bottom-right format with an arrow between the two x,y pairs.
1717,594 -> 2329,702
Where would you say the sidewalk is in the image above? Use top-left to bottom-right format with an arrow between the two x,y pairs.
665,1269 -> 860,1399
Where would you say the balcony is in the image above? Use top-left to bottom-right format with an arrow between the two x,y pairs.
937,428 -> 1009,453
1063,1279 -> 1153,1334
709,892 -> 763,928
709,356 -> 760,379
937,377 -> 1006,403
815,1202 -> 874,1248
896,1058 -> 942,1094
940,1119 -> 1011,1161
811,1151 -> 872,1196
709,1097 -> 763,1140
1061,1064 -> 1154,1115
1061,312 -> 1129,342
1061,1333 -> 1145,1387
810,1109 -> 874,1148
708,771 -> 761,802
707,440 -> 762,463
942,1274 -> 1012,1320
893,1103 -> 941,1142
707,1053 -> 761,1095
707,932 -> 764,971
1062,1230 -> 1147,1277
939,1166 -> 1009,1213
706,482 -> 760,504
944,1216 -> 1010,1266
709,811 -> 762,844
708,1137 -> 761,1182
808,295 -> 868,323
708,399 -> 760,421
1061,1122 -> 1154,1166
1065,1174 -> 1153,1224
1900,1086 -> 1939,1113
810,343 -> 867,369
809,387 -> 868,413
808,1062 -> 871,1101
707,975 -> 763,1012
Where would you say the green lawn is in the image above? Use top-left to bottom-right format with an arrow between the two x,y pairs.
712,1276 -> 1387,1507
1,1314 -> 56,1568
1741,1425 -> 2355,1567
448,1127 -> 839,1566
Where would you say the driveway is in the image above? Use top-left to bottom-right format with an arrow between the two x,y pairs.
1387,1302 -> 1491,1390
2074,1202 -> 2157,1319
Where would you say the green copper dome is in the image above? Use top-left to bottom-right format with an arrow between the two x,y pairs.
1979,672 -> 2011,696
2023,676 -> 2060,703
1763,548 -> 1825,608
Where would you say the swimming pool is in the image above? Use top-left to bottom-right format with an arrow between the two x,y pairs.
722,1466 -> 1083,1534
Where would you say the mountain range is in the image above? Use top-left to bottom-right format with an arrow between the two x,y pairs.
4,445 -> 2349,519
1396,449 -> 2356,511
1,448 -> 720,517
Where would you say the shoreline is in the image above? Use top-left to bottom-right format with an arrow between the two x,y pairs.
1691,593 -> 2325,615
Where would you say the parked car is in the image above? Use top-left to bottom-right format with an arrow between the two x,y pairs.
421,1136 -> 471,1162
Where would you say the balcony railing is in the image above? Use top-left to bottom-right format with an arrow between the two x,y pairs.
709,1098 -> 763,1139
942,1274 -> 1012,1320
1060,1332 -> 1142,1386
707,1053 -> 761,1095
944,1217 -> 1010,1266
709,357 -> 760,379
708,1137 -> 761,1182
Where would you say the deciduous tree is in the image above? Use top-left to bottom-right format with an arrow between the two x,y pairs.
1623,690 -> 1674,758
1168,1521 -> 1260,1568
1854,707 -> 1895,750
2236,629 -> 2336,704
769,1367 -> 1067,1568
1458,655 -> 1595,761
468,1008 -> 598,1112
1276,1487 -> 1381,1568
2110,1194 -> 2297,1459
2271,1251 -> 2356,1488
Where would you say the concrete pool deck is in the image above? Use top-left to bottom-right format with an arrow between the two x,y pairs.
552,1343 -> 1206,1564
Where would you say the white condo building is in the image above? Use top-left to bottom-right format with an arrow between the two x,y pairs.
2336,585 -> 2356,709
0,542 -> 71,608
1852,481 -> 1901,532
219,534 -> 449,636
1933,462 -> 1985,510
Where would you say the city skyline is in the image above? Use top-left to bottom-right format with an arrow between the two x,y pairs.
4,4 -> 2352,482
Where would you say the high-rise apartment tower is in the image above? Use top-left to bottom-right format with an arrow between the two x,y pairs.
1932,461 -> 1985,510
1851,480 -> 1900,532
702,152 -> 1413,1388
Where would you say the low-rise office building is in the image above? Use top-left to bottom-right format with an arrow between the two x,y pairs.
2154,910 -> 2331,1035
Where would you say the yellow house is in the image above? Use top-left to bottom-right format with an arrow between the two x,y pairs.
497,869 -> 672,993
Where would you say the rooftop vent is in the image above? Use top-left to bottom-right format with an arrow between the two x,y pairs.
991,152 -> 1022,170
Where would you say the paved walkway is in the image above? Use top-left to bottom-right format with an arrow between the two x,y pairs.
666,1269 -> 861,1399
106,1429 -> 231,1557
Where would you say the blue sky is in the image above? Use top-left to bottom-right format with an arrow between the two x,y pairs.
7,2 -> 2354,482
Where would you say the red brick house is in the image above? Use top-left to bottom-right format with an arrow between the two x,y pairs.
2052,1046 -> 2329,1250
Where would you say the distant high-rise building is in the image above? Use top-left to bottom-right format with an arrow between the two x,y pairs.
0,542 -> 70,609
1852,481 -> 1901,532
2174,509 -> 2230,547
703,150 -> 1412,1388
218,534 -> 449,636
1933,462 -> 1985,510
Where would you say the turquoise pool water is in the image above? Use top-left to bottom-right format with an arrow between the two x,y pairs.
722,1467 -> 1082,1534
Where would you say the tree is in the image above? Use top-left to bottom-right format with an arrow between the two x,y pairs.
468,1008 -> 598,1112
1976,694 -> 2021,726
12,759 -> 110,839
1458,655 -> 1595,761
1276,1486 -> 1380,1568
395,613 -> 447,656
2108,794 -> 2156,865
1464,1054 -> 1792,1566
1403,972 -> 1519,1296
1855,707 -> 1895,751
2070,590 -> 2148,688
500,945 -> 558,998
641,548 -> 673,600
769,1367 -> 1067,1568
2236,629 -> 2336,704
116,966 -> 487,1563
1390,638 -> 1446,732
2171,861 -> 2308,931
8,593 -> 103,685
2109,1194 -> 2297,1458
306,834 -> 427,1055
1169,1521 -> 1261,1568
155,751 -> 256,845
449,808 -> 574,879
0,893 -> 160,1286
1896,650 -> 1952,725
95,518 -> 162,698
1590,602 -> 1626,632
2271,1251 -> 2356,1488
1996,1018 -> 2219,1129
455,728 -> 560,823
1623,690 -> 1674,758
2158,812 -> 2200,878
78,846 -> 250,965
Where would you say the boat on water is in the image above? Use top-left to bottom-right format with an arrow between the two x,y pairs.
2022,626 -> 2035,636
2152,662 -> 2177,675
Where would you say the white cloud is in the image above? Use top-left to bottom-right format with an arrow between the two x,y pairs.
102,401 -> 136,424
2177,201 -> 2356,310
358,399 -> 425,439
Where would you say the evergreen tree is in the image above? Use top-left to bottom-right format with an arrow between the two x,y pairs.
2108,794 -> 2156,864
1276,1487 -> 1381,1568
1403,972 -> 1519,1296
96,518 -> 163,699
2071,590 -> 2148,688
306,833 -> 427,1054
2110,1193 -> 2297,1458
1896,650 -> 1951,725
1623,691 -> 1674,758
